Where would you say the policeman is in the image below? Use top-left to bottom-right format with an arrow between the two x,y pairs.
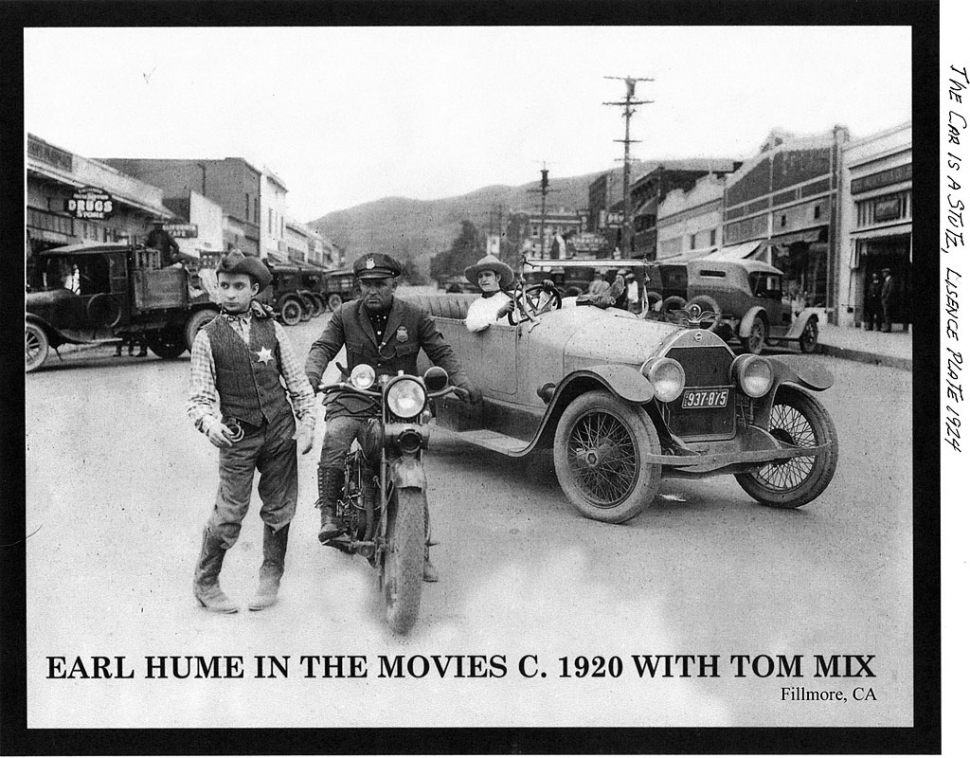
304,253 -> 481,582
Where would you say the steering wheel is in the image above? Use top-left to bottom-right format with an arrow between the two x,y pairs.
508,283 -> 562,325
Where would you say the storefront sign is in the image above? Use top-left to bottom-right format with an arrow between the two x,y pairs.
873,197 -> 902,222
606,212 -> 625,227
66,187 -> 114,220
162,223 -> 198,238
28,136 -> 73,173
850,163 -> 912,194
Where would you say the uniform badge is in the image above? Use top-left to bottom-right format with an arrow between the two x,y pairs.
255,346 -> 275,364
365,257 -> 375,269
396,326 -> 409,343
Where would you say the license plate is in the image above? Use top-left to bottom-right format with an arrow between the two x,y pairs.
681,388 -> 730,409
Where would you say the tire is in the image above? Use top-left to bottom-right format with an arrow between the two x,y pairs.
183,309 -> 218,350
799,318 -> 819,354
382,486 -> 426,635
25,323 -> 49,373
328,293 -> 344,312
685,295 -> 722,331
734,385 -> 839,509
146,325 -> 187,359
280,298 -> 304,326
741,314 -> 768,355
85,293 -> 122,328
308,294 -> 326,318
553,390 -> 662,523
645,290 -> 663,313
299,298 -> 313,322
660,295 -> 687,322
565,286 -> 583,297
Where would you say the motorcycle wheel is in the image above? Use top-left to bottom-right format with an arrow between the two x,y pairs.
382,486 -> 426,635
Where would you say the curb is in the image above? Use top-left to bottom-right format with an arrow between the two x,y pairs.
815,343 -> 912,372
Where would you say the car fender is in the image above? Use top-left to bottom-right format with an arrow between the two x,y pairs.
530,364 -> 655,451
738,306 -> 768,338
388,454 -> 426,490
783,310 -> 818,340
24,314 -> 83,347
749,358 -> 833,428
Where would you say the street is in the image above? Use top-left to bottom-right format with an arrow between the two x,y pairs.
24,307 -> 913,729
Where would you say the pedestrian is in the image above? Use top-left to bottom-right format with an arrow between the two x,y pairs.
587,272 -> 610,300
304,253 -> 481,582
625,270 -> 641,314
463,254 -> 516,332
187,251 -> 316,614
880,267 -> 898,333
863,272 -> 883,331
114,333 -> 148,358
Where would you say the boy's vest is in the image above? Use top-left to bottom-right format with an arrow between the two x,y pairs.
206,316 -> 290,427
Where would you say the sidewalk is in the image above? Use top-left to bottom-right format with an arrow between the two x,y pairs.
815,323 -> 912,371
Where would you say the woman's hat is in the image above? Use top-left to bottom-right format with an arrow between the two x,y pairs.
464,254 -> 514,289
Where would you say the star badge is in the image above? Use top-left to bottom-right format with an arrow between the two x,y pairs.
255,346 -> 275,364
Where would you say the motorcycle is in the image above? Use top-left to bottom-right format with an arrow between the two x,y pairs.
318,363 -> 454,635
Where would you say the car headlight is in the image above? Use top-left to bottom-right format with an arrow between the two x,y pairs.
386,377 -> 427,419
350,363 -> 376,389
733,354 -> 774,398
641,357 -> 686,403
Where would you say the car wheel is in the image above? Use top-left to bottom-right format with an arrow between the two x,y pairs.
685,295 -> 722,330
25,323 -> 49,373
183,309 -> 218,350
660,295 -> 687,322
280,298 -> 304,326
328,293 -> 344,312
799,319 -> 819,353
85,293 -> 123,328
741,315 -> 768,355
299,298 -> 313,322
645,290 -> 663,313
564,286 -> 582,297
309,294 -> 326,317
553,390 -> 662,523
734,385 -> 839,509
146,325 -> 187,359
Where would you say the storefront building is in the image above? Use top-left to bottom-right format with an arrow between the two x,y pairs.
722,127 -> 849,318
27,134 -> 176,260
838,122 -> 912,328
262,168 -> 288,263
656,174 -> 727,260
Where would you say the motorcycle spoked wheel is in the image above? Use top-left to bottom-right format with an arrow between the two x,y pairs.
380,486 -> 426,635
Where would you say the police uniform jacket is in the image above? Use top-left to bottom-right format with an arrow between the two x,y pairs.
305,296 -> 471,418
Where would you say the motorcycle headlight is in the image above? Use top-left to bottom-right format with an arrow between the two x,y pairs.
350,363 -> 376,389
386,378 -> 427,419
733,354 -> 774,398
641,357 -> 686,403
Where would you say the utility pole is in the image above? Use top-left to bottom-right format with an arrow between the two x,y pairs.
604,75 -> 653,257
528,164 -> 559,260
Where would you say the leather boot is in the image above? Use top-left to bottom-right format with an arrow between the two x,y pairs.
249,523 -> 289,611
192,527 -> 239,613
317,467 -> 344,543
422,497 -> 438,583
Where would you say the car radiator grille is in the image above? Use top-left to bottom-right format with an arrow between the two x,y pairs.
663,345 -> 736,440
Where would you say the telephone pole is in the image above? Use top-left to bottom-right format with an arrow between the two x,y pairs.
528,163 -> 559,260
604,75 -> 653,256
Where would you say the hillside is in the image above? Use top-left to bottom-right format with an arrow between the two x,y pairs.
307,166 -> 652,276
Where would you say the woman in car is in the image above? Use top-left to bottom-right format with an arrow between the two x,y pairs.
463,254 -> 516,332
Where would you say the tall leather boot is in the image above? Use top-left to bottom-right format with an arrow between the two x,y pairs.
317,467 -> 344,543
423,497 -> 439,583
249,523 -> 289,611
192,527 -> 239,613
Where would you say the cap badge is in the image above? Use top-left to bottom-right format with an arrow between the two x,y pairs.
365,257 -> 375,269
396,326 -> 409,343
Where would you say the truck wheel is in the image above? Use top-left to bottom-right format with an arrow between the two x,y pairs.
146,325 -> 187,359
183,309 -> 218,350
382,487 -> 426,635
328,293 -> 343,312
25,323 -> 49,373
553,390 -> 661,523
280,298 -> 304,326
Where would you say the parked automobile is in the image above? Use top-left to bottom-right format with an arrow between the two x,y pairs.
402,286 -> 839,524
25,243 -> 220,372
296,267 -> 327,318
321,268 -> 357,310
263,261 -> 319,326
440,275 -> 479,294
643,259 -> 820,356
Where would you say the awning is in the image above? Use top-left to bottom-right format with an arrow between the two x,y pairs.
658,246 -> 717,264
770,228 -> 825,247
849,223 -> 912,241
705,239 -> 766,261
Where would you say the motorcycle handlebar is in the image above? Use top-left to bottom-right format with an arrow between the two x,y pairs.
317,382 -> 456,400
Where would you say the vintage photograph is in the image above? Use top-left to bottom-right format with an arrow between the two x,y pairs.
13,11 -> 941,751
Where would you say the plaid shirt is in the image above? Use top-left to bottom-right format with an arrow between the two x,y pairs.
187,312 -> 316,433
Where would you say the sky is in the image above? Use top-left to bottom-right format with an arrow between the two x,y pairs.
24,26 -> 912,223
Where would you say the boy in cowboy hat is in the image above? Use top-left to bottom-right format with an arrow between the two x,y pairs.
187,251 -> 316,613
463,254 -> 516,332
305,253 -> 480,582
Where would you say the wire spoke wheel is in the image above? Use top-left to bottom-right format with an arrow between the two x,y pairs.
553,390 -> 661,523
25,323 -> 50,373
735,385 -> 839,509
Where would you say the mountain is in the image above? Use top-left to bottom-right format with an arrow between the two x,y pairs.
307,166 -> 655,276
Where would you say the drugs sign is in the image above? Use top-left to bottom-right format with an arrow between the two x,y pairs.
66,187 -> 114,220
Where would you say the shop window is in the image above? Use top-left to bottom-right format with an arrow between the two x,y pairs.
780,214 -> 787,228
709,229 -> 717,246
814,205 -> 822,219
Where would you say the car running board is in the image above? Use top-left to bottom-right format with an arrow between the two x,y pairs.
432,427 -> 531,457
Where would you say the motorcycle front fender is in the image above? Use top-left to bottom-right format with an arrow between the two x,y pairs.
389,454 -> 426,490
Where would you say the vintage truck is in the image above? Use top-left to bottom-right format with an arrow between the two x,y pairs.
25,243 -> 221,372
